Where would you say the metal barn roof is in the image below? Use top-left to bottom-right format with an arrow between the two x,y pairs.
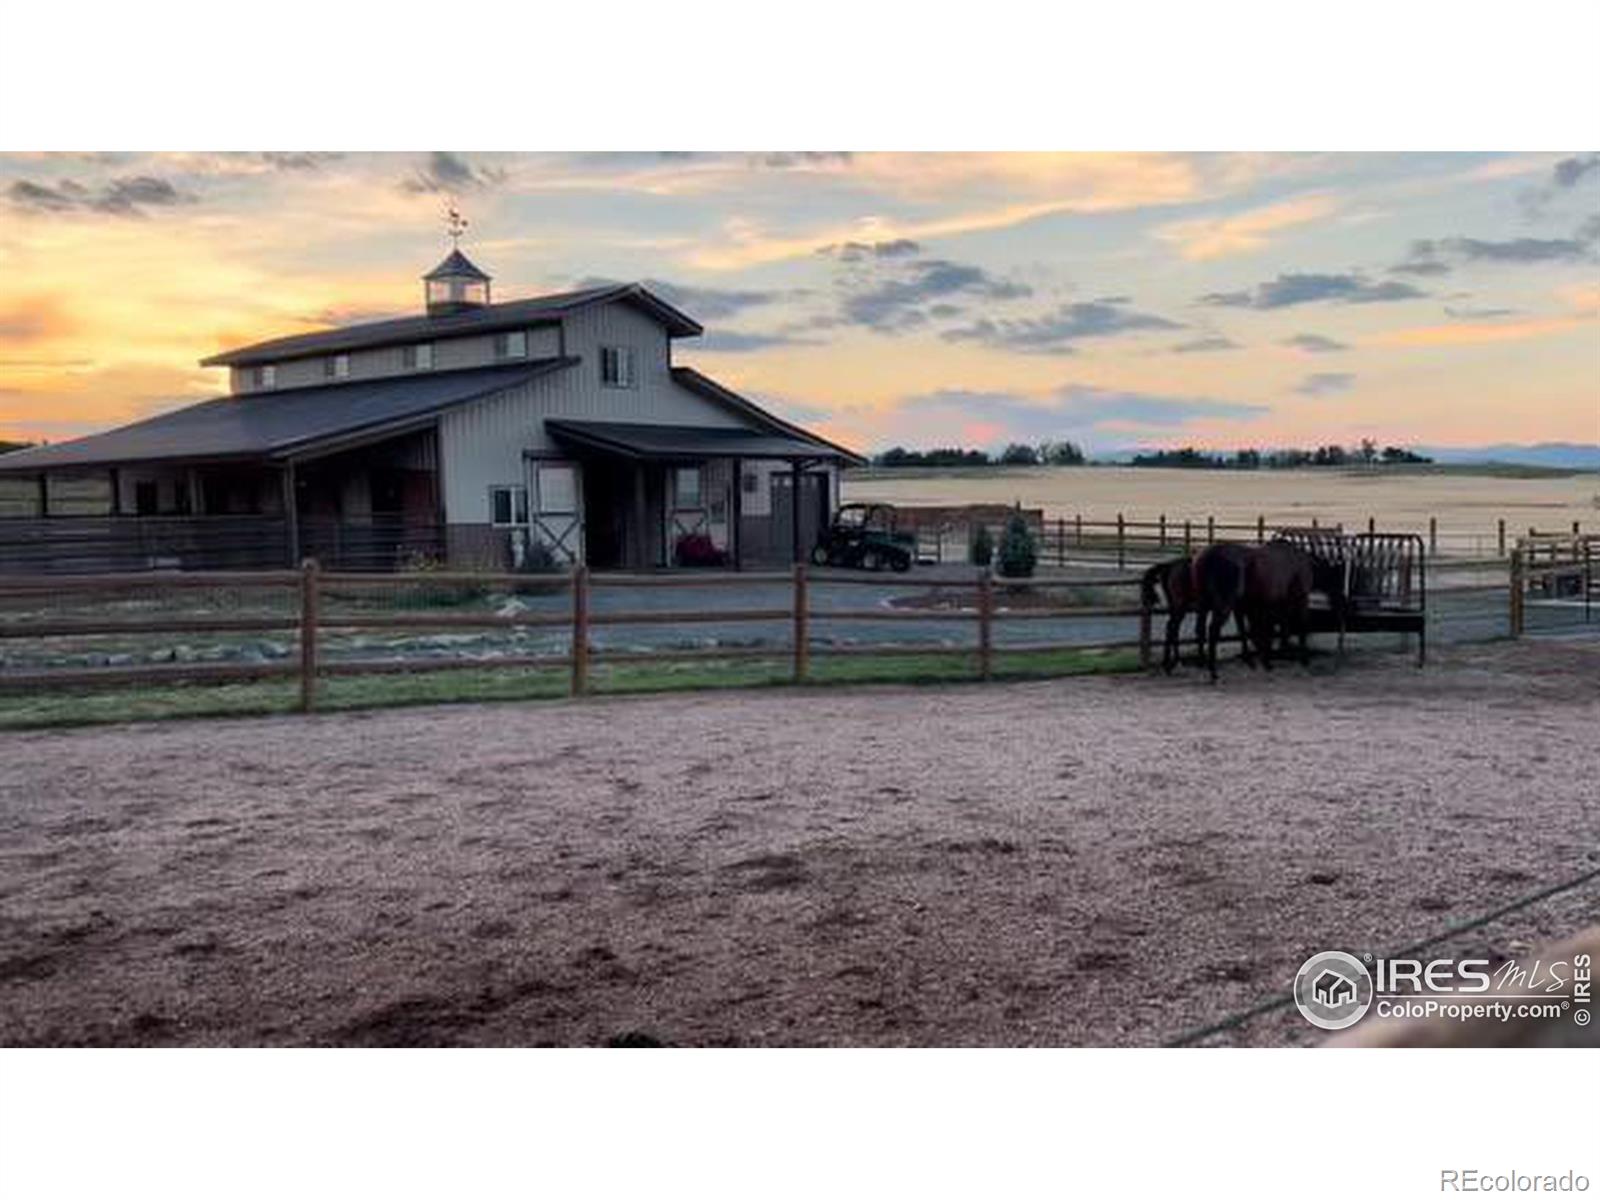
545,419 -> 854,462
0,360 -> 575,473
200,283 -> 703,367
424,249 -> 491,281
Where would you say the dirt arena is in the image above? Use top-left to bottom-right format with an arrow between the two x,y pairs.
2,639 -> 1596,1047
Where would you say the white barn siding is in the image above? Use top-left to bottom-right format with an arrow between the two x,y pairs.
438,355 -> 744,523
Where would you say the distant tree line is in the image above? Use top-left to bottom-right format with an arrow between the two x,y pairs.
1129,439 -> 1431,469
874,441 -> 1086,468
870,437 -> 1429,469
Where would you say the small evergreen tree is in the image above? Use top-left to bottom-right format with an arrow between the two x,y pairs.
995,509 -> 1038,578
970,522 -> 994,567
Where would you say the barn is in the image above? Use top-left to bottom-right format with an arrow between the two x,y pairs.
0,250 -> 862,573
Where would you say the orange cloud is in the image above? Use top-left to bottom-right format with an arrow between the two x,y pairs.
1151,193 -> 1340,261
1371,316 -> 1593,348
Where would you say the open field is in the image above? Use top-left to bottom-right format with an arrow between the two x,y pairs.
845,465 -> 1600,551
2,638 -> 1595,1047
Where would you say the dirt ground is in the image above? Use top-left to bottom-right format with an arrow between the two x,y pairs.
1,639 -> 1596,1047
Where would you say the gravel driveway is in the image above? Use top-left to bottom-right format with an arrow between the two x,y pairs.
1,639 -> 1595,1047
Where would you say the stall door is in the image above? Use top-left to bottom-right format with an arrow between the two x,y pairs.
530,460 -> 584,565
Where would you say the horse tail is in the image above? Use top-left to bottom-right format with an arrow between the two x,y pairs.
1140,561 -> 1165,609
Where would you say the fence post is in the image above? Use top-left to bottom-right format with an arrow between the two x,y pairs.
1429,516 -> 1437,555
1075,513 -> 1083,548
1368,516 -> 1376,535
1207,515 -> 1215,546
1509,548 -> 1524,638
792,562 -> 810,683
1159,513 -> 1167,548
1256,515 -> 1265,544
1497,518 -> 1506,557
299,557 -> 320,714
1183,520 -> 1192,555
570,564 -> 589,696
1057,516 -> 1065,567
1116,513 -> 1125,570
977,569 -> 993,681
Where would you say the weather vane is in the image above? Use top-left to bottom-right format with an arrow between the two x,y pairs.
445,201 -> 468,248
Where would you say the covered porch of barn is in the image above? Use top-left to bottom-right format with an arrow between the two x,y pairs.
541,420 -> 840,571
0,425 -> 446,573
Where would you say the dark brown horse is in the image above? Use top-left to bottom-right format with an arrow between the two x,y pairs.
1242,539 -> 1347,668
1191,542 -> 1257,682
1140,556 -> 1198,673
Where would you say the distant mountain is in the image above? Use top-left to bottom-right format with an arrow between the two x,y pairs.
1420,443 -> 1600,470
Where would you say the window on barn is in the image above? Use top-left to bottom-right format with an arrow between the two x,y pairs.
599,345 -> 636,388
325,353 -> 350,380
535,464 -> 578,515
489,485 -> 529,527
254,364 -> 277,389
494,330 -> 528,360
403,342 -> 434,371
674,466 -> 703,508
134,480 -> 159,516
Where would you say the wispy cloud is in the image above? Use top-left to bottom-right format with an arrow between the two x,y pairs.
1294,372 -> 1356,397
1201,273 -> 1426,309
1152,193 -> 1338,261
839,258 -> 1031,333
399,151 -> 507,195
6,175 -> 195,218
942,301 -> 1180,354
1169,335 -> 1240,354
1282,332 -> 1349,353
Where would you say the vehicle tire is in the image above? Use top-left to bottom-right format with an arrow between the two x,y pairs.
861,548 -> 884,572
810,544 -> 831,567
890,551 -> 911,573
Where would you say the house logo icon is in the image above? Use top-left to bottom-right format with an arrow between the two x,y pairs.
1294,951 -> 1374,1031
1312,968 -> 1357,1008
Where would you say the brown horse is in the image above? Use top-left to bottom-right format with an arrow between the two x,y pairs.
1140,556 -> 1197,673
1242,539 -> 1347,668
1191,542 -> 1257,682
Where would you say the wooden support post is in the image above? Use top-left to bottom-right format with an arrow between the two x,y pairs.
729,457 -> 743,571
1075,513 -> 1083,548
282,463 -> 299,568
790,460 -> 803,564
1116,512 -> 1125,570
299,557 -> 320,713
792,562 -> 809,682
37,474 -> 48,518
977,569 -> 993,681
1498,518 -> 1506,557
1256,515 -> 1265,544
1207,515 -> 1215,546
1057,517 -> 1065,567
1183,520 -> 1192,555
1429,516 -> 1437,555
570,564 -> 589,695
1158,513 -> 1167,547
1509,548 -> 1524,638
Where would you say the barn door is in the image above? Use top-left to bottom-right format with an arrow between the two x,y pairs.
530,460 -> 584,565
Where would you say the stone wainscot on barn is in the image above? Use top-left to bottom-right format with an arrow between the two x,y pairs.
0,250 -> 862,573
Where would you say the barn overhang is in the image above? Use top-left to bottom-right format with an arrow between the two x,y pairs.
542,419 -> 844,464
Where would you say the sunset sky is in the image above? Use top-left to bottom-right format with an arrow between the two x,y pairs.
1,151 -> 1596,455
